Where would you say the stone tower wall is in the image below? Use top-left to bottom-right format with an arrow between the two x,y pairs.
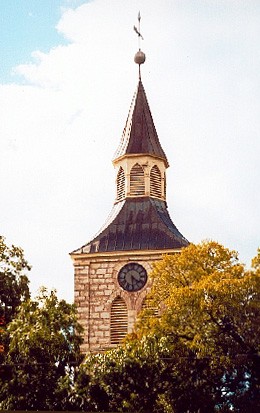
73,249 -> 178,353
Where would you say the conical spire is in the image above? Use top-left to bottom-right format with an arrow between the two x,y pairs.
113,80 -> 169,167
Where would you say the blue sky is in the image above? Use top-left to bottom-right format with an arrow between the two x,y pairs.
0,0 -> 87,82
1,0 -> 259,302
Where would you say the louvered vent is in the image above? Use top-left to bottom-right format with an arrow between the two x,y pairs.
110,296 -> 128,344
116,167 -> 125,201
142,296 -> 159,318
150,165 -> 162,198
130,163 -> 145,196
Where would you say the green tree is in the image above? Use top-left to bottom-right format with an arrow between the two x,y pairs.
0,288 -> 83,410
0,235 -> 30,323
72,336 -> 171,412
0,235 -> 31,387
74,335 -> 226,413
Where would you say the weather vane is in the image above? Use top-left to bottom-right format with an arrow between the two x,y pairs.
134,11 -> 144,45
133,12 -> 146,80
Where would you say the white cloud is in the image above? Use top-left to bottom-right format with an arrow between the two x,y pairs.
1,0 -> 260,301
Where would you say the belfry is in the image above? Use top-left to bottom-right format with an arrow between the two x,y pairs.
71,20 -> 188,353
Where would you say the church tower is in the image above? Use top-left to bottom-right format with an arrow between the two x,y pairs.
71,23 -> 188,353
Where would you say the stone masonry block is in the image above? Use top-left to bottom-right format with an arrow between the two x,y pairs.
100,312 -> 110,319
94,306 -> 104,312
96,268 -> 106,275
104,289 -> 113,295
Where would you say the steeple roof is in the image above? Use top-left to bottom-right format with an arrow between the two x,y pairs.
72,198 -> 188,254
113,80 -> 169,167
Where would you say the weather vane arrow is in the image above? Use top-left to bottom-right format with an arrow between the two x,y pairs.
133,12 -> 144,41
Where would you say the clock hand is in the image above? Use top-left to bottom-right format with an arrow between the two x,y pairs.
131,272 -> 140,282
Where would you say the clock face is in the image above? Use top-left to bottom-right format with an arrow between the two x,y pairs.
118,263 -> 147,292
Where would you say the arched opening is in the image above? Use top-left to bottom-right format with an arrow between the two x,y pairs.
116,167 -> 125,201
130,163 -> 145,196
110,296 -> 128,344
150,165 -> 162,198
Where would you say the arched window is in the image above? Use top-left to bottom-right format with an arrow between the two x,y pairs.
110,296 -> 128,344
141,296 -> 159,318
150,165 -> 161,198
130,163 -> 145,196
116,167 -> 125,201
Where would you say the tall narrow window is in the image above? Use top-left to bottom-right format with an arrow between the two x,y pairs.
110,296 -> 128,344
164,172 -> 166,198
116,167 -> 125,201
130,163 -> 145,196
150,165 -> 161,198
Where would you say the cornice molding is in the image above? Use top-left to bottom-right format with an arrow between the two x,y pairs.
70,248 -> 182,263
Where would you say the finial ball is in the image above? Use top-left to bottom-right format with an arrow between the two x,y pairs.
134,50 -> 146,65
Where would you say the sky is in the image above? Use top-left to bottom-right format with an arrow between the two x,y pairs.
1,0 -> 259,302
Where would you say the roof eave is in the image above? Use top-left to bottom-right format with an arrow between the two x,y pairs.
112,152 -> 169,168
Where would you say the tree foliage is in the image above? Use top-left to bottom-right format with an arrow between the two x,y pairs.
0,288 -> 83,410
0,235 -> 30,323
138,242 -> 259,354
72,335 -> 227,413
135,241 -> 260,412
72,336 -> 171,412
0,235 -> 31,391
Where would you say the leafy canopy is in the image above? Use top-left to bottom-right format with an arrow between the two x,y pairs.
0,235 -> 30,323
0,288 -> 83,410
134,241 -> 260,412
137,241 -> 259,357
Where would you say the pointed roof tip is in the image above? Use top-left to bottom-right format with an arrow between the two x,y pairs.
113,80 -> 169,166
